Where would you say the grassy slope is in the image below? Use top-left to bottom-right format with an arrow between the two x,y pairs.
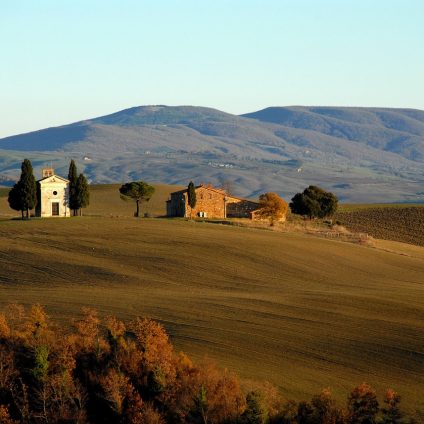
84,183 -> 183,217
0,183 -> 183,218
0,216 -> 423,412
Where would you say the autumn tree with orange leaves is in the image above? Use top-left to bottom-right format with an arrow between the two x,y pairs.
257,192 -> 288,226
0,304 -> 413,424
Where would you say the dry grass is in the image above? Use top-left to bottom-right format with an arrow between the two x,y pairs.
0,183 -> 183,218
0,216 -> 423,413
212,215 -> 375,247
0,186 -> 424,413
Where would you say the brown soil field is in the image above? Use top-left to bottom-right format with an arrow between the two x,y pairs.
1,185 -> 424,414
0,216 -> 423,413
336,205 -> 424,246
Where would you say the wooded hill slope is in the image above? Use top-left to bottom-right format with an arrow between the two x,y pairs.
1,105 -> 424,203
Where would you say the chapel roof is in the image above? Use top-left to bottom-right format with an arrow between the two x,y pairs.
37,174 -> 69,183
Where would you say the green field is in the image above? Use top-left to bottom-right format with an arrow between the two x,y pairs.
0,185 -> 424,414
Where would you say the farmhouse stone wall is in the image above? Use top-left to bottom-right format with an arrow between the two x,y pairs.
186,186 -> 226,218
226,198 -> 260,218
166,184 -> 260,219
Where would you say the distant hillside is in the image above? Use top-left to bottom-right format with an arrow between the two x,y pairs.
243,106 -> 424,161
0,105 -> 423,202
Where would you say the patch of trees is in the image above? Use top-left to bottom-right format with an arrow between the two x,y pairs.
0,304 -> 414,424
8,159 -> 37,219
119,181 -> 155,217
290,186 -> 338,219
68,160 -> 90,216
7,159 -> 90,219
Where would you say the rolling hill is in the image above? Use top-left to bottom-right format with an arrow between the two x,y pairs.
1,105 -> 424,202
0,216 -> 423,413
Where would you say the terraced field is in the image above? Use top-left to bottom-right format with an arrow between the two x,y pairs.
336,205 -> 424,246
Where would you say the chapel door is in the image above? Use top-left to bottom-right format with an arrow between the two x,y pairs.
52,202 -> 59,216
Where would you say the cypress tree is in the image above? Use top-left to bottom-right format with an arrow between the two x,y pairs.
187,181 -> 196,219
8,182 -> 24,219
10,159 -> 37,219
75,173 -> 90,216
21,159 -> 37,218
68,159 -> 78,216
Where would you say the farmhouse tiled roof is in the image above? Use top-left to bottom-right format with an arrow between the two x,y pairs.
170,184 -> 226,196
168,183 -> 259,205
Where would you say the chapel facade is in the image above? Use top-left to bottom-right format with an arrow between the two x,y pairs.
35,168 -> 71,218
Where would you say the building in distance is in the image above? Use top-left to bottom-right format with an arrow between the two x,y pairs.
166,183 -> 260,219
35,168 -> 71,217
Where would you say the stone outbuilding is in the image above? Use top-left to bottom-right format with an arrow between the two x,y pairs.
35,168 -> 71,218
166,183 -> 260,219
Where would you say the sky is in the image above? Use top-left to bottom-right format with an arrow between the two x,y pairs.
1,0 -> 423,138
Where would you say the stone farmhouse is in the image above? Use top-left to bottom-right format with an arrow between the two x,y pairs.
166,183 -> 260,219
35,168 -> 71,218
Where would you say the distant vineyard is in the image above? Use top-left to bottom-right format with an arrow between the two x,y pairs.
336,205 -> 424,246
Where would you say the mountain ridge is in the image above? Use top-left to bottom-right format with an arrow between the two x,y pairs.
0,105 -> 423,203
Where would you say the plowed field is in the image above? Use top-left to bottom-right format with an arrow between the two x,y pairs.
336,206 -> 424,246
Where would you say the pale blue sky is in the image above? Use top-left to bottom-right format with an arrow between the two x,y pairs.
1,0 -> 423,138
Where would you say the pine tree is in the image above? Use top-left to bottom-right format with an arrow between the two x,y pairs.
68,159 -> 79,216
119,181 -> 155,218
75,173 -> 90,216
187,181 -> 197,219
8,159 -> 37,219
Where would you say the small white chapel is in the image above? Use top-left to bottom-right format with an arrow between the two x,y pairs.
35,168 -> 71,218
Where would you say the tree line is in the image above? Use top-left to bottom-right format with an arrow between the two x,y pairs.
6,164 -> 338,222
0,305 -> 415,424
116,179 -> 339,223
7,159 -> 89,219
